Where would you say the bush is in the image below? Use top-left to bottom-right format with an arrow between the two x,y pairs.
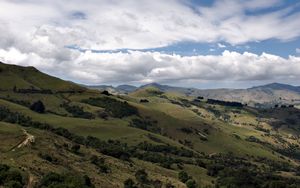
30,100 -> 45,113
178,171 -> 189,183
185,179 -> 197,188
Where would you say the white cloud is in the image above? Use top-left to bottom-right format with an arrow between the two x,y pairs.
296,48 -> 300,53
0,0 -> 299,51
1,48 -> 300,85
0,0 -> 299,86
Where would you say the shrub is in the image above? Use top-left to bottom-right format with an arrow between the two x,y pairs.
178,171 -> 189,183
30,100 -> 45,113
185,179 -> 197,188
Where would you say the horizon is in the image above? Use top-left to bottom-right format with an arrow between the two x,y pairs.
1,60 -> 299,90
0,0 -> 299,88
86,81 -> 300,90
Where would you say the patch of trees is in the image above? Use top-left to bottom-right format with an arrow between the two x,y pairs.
178,171 -> 197,188
38,153 -> 58,164
38,172 -> 94,188
101,90 -> 111,96
276,144 -> 300,160
0,97 -> 30,107
207,107 -> 221,118
30,100 -> 45,113
85,136 -> 131,161
207,99 -> 243,107
179,98 -> 191,107
133,142 -> 195,168
0,164 -> 24,188
124,169 -> 164,188
82,97 -> 138,118
13,86 -> 53,94
139,99 -> 149,103
204,153 -> 300,188
129,118 -> 161,134
61,103 -> 95,119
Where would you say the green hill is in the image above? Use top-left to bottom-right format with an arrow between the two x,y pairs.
1,62 -> 300,187
0,62 -> 85,92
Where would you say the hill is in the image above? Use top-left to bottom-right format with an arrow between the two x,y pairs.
133,82 -> 300,107
1,62 -> 300,187
0,62 -> 85,92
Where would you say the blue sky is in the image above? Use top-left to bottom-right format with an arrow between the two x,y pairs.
0,0 -> 299,88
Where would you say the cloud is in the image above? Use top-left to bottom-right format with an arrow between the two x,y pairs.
0,0 -> 299,86
1,48 -> 299,85
296,48 -> 300,53
0,0 -> 299,51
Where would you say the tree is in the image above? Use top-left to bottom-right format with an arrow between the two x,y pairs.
124,178 -> 135,188
30,100 -> 45,113
178,171 -> 189,183
185,179 -> 197,188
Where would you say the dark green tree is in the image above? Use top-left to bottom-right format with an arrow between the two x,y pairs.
178,171 -> 189,183
30,100 -> 45,113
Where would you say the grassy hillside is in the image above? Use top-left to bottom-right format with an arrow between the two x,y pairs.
0,62 -> 85,92
1,63 -> 300,187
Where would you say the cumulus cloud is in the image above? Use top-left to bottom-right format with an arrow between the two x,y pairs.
1,48 -> 299,85
0,0 -> 300,51
0,0 -> 299,86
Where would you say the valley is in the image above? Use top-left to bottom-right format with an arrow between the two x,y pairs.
1,62 -> 300,187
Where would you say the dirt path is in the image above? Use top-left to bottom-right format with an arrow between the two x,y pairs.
17,129 -> 35,148
11,129 -> 35,151
26,174 -> 35,188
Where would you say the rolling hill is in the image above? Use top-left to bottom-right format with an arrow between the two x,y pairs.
88,82 -> 300,107
1,62 -> 300,187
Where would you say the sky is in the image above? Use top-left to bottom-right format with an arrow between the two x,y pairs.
0,0 -> 300,88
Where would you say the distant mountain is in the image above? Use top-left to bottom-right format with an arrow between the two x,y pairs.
251,83 -> 300,93
137,82 -> 300,107
116,84 -> 137,93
